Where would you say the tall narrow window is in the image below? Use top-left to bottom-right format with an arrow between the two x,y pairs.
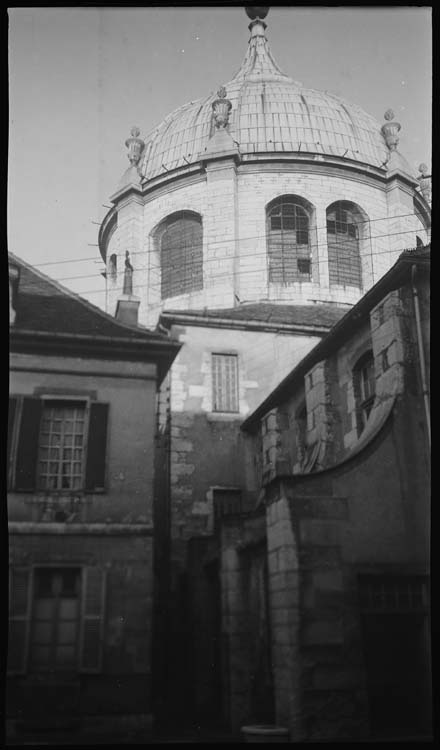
353,351 -> 375,435
212,354 -> 239,413
267,197 -> 312,283
327,201 -> 362,288
38,402 -> 87,491
30,568 -> 81,672
159,211 -> 203,299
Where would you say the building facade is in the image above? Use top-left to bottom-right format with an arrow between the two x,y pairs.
223,248 -> 430,740
7,254 -> 180,742
95,6 -> 431,734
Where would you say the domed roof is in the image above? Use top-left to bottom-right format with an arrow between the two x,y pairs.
138,13 -> 391,182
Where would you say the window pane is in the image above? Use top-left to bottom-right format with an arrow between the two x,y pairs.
31,645 -> 51,666
33,621 -> 53,643
37,403 -> 86,491
55,646 -> 76,666
57,622 -> 77,644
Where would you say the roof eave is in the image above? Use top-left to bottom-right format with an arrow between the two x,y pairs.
241,249 -> 430,432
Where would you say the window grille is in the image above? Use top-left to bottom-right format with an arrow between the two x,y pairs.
212,354 -> 239,413
160,212 -> 203,299
38,402 -> 86,491
327,202 -> 362,288
267,199 -> 312,283
358,575 -> 429,612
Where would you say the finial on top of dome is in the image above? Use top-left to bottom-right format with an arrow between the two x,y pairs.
125,126 -> 144,166
418,163 -> 431,204
245,7 -> 269,21
212,87 -> 232,130
381,109 -> 401,151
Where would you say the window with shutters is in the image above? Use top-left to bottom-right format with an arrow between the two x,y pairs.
8,396 -> 109,494
353,351 -> 376,436
266,196 -> 313,284
212,353 -> 239,413
326,201 -> 363,288
8,565 -> 106,675
156,211 -> 203,299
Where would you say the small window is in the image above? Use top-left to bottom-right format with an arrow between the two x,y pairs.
381,349 -> 390,372
295,403 -> 307,466
297,258 -> 311,276
212,354 -> 239,413
213,488 -> 242,526
38,401 -> 87,491
353,351 -> 375,435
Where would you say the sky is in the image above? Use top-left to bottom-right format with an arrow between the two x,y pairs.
8,6 -> 432,308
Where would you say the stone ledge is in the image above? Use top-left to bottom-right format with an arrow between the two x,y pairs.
8,522 -> 154,535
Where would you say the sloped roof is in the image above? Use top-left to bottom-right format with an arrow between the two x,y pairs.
241,246 -> 430,431
9,253 -> 165,343
161,303 -> 348,330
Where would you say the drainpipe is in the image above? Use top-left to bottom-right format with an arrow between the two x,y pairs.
411,264 -> 431,448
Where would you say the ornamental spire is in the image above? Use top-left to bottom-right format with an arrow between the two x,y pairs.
381,109 -> 401,151
232,6 -> 291,83
418,163 -> 431,204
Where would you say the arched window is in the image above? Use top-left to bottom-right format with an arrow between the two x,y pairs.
327,201 -> 362,288
267,197 -> 312,283
295,402 -> 307,467
353,350 -> 375,436
108,253 -> 117,281
157,211 -> 203,299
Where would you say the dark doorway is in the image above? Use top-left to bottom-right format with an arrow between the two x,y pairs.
359,576 -> 431,738
245,546 -> 275,724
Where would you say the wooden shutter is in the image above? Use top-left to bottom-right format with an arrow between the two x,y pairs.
8,397 -> 17,489
15,397 -> 42,491
85,403 -> 109,492
79,567 -> 106,673
8,567 -> 32,674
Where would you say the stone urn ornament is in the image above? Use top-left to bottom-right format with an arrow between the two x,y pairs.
381,109 -> 401,151
125,126 -> 144,166
212,86 -> 232,130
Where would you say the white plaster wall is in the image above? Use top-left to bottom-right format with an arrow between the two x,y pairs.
169,325 -> 323,416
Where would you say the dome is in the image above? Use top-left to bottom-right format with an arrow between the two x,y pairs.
138,14 -> 391,182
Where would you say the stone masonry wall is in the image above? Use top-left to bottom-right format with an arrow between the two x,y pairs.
104,165 -> 428,326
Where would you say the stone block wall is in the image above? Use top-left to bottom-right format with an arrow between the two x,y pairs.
219,512 -> 268,733
264,482 -> 370,741
265,491 -> 301,739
